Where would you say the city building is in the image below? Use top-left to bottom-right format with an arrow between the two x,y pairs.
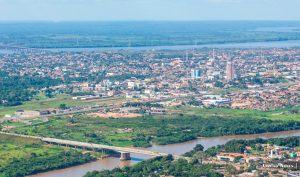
226,59 -> 235,81
191,69 -> 201,78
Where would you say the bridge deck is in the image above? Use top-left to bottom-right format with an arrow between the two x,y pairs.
0,132 -> 182,158
42,137 -> 168,157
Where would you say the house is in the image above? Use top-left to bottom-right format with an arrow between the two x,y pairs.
216,153 -> 246,162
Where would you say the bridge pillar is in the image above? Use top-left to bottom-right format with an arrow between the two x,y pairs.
120,152 -> 131,161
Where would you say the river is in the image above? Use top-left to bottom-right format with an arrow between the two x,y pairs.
29,129 -> 300,177
1,40 -> 300,54
44,40 -> 300,52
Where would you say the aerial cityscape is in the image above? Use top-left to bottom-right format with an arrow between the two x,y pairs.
0,0 -> 300,177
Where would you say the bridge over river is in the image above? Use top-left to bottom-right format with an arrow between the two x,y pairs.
0,132 -> 183,160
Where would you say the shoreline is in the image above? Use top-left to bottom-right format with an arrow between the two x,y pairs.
151,128 -> 300,146
26,154 -> 115,177
2,40 -> 300,54
27,129 -> 300,177
196,129 -> 300,140
7,39 -> 300,49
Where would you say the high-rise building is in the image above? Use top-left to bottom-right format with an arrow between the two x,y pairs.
226,60 -> 235,81
207,49 -> 215,67
191,69 -> 201,79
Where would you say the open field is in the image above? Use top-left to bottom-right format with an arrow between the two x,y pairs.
0,134 -> 96,177
1,96 -> 299,148
11,111 -> 300,148
174,106 -> 300,121
0,94 -> 125,118
88,112 -> 142,118
0,135 -> 61,168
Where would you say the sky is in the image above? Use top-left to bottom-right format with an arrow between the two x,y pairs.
0,0 -> 299,21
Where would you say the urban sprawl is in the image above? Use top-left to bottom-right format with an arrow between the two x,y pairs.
0,47 -> 299,177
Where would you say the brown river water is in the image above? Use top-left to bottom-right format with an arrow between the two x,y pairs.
29,130 -> 300,177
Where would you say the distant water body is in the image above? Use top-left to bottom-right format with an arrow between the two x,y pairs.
45,40 -> 300,52
1,40 -> 300,54
1,21 -> 300,53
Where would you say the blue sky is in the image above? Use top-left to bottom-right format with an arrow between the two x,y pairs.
0,0 -> 299,21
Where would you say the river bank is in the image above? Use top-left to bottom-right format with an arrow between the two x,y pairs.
28,129 -> 300,177
1,40 -> 300,55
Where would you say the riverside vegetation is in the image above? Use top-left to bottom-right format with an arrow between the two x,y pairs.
11,113 -> 300,148
84,155 -> 222,177
0,134 -> 95,177
83,137 -> 300,177
203,136 -> 300,157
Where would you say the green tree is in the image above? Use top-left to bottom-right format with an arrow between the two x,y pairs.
59,103 -> 68,110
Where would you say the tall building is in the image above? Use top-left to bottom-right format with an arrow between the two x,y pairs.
207,49 -> 215,67
226,60 -> 235,81
191,69 -> 201,79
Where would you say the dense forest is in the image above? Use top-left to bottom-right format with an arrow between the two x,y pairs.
84,155 -> 222,177
0,71 -> 62,106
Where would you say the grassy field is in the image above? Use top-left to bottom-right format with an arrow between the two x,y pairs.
174,106 -> 300,121
1,96 -> 299,148
0,94 -> 125,118
0,135 -> 61,168
0,134 -> 102,177
11,111 -> 300,148
12,116 -> 152,147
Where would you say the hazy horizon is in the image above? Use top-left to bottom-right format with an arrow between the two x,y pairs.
2,20 -> 300,23
1,0 -> 300,21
